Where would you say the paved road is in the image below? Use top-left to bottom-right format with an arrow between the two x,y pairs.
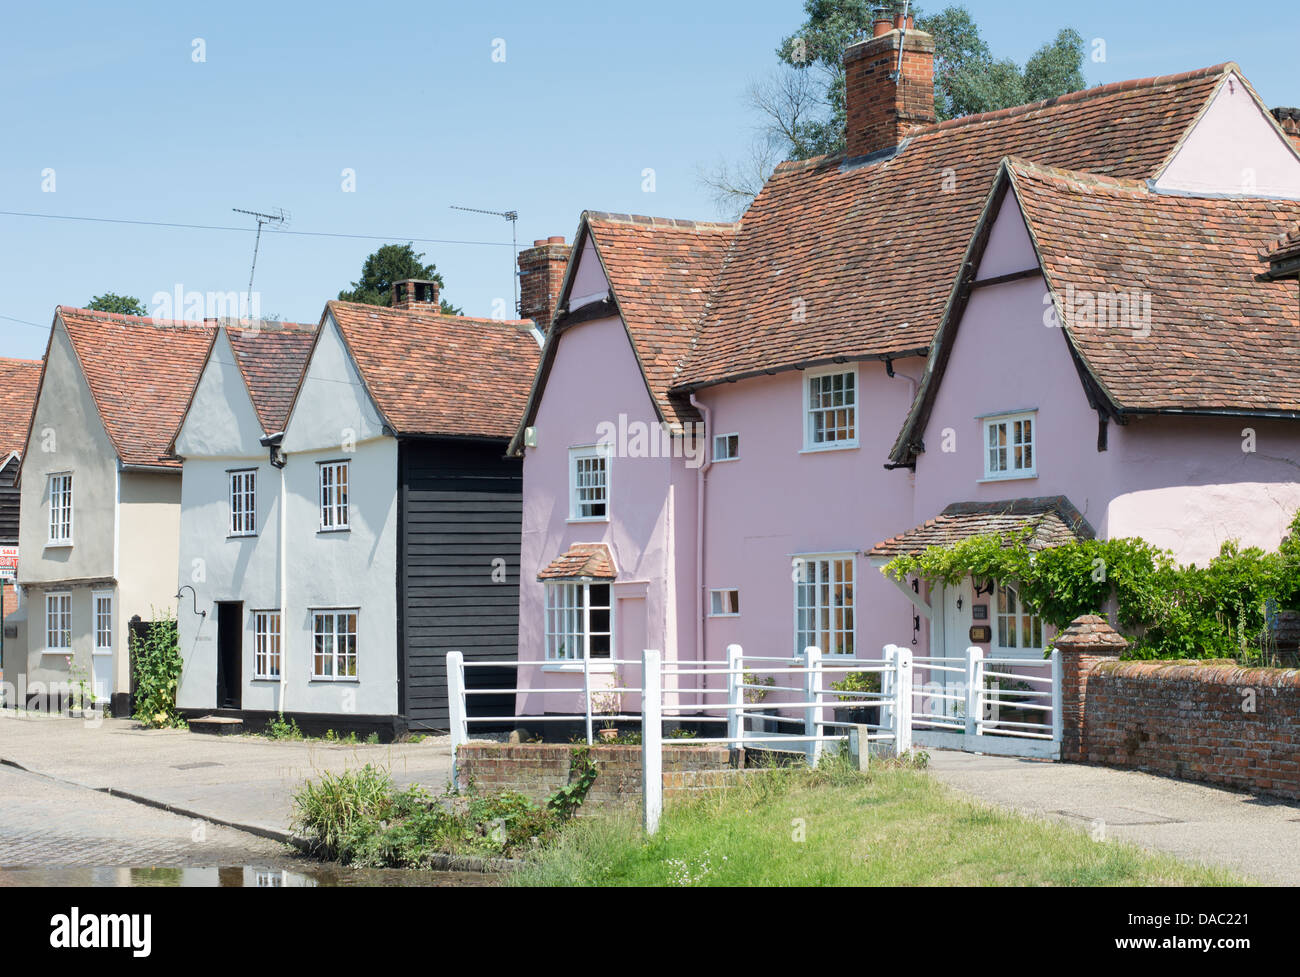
927,749 -> 1300,885
0,712 -> 455,840
0,763 -> 285,870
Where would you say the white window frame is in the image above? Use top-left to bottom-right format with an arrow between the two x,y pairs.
228,469 -> 257,536
253,610 -> 282,680
993,582 -> 1045,657
47,472 -> 73,546
318,460 -> 350,531
45,591 -> 71,653
792,553 -> 857,657
981,410 -> 1037,481
709,588 -> 740,617
712,433 -> 739,462
544,581 -> 613,663
802,365 -> 859,452
311,609 -> 358,680
91,590 -> 113,656
568,445 -> 611,522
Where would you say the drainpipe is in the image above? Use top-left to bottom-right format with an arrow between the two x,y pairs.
261,433 -> 288,714
689,393 -> 713,670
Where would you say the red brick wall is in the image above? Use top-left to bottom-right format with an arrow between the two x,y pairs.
843,30 -> 935,158
456,742 -> 740,807
517,238 -> 570,329
1082,661 -> 1300,800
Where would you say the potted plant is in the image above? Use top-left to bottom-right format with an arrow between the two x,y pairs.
830,669 -> 881,729
742,671 -> 778,733
591,674 -> 622,741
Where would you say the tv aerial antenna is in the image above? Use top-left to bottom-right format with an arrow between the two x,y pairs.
450,204 -> 519,316
232,207 -> 290,302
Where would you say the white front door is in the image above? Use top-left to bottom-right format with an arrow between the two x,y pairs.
937,578 -> 974,720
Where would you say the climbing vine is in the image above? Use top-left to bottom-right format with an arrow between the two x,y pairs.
881,511 -> 1300,661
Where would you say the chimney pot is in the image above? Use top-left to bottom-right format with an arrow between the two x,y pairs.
873,17 -> 892,36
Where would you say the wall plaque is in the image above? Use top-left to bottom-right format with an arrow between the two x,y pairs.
968,625 -> 992,643
971,604 -> 988,620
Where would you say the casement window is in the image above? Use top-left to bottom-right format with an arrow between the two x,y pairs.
709,588 -> 740,616
229,469 -> 257,536
254,610 -> 282,679
45,592 -> 71,651
793,555 -> 856,656
92,591 -> 113,653
318,461 -> 350,531
712,433 -> 739,462
545,582 -> 612,661
311,610 -> 357,679
804,367 -> 857,450
48,473 -> 73,545
995,583 -> 1044,653
983,411 -> 1036,479
569,446 -> 609,521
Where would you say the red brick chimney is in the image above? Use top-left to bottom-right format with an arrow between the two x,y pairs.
518,236 -> 570,329
1273,107 -> 1300,155
843,23 -> 935,158
391,279 -> 440,311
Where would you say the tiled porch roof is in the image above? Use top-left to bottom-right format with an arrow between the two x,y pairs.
868,496 -> 1094,560
538,543 -> 616,581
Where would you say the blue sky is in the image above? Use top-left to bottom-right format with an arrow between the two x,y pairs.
1,0 -> 1295,358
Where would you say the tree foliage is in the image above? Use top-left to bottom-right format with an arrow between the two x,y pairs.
882,512 -> 1300,663
86,292 -> 147,316
131,612 -> 185,729
338,243 -> 461,315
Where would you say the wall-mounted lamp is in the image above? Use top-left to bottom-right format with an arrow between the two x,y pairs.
956,595 -> 963,611
973,578 -> 995,598
175,585 -> 206,619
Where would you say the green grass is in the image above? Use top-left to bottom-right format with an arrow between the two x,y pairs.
511,758 -> 1244,887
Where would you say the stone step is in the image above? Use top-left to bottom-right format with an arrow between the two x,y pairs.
189,715 -> 245,736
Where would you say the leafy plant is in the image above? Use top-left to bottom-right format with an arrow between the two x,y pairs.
547,746 -> 599,822
829,669 -> 880,701
743,671 -> 776,704
131,612 -> 185,728
266,714 -> 303,740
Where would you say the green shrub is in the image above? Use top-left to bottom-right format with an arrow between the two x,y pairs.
131,612 -> 185,728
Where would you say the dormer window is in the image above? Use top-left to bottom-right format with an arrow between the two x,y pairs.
982,411 -> 1036,480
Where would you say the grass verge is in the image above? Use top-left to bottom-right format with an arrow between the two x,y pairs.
510,756 -> 1243,886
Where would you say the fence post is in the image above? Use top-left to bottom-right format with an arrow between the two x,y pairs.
964,646 -> 983,740
641,648 -> 663,835
582,652 -> 593,746
447,651 -> 467,787
894,646 -> 913,756
803,646 -> 823,767
880,644 -> 897,738
1050,648 -> 1063,756
726,644 -> 743,750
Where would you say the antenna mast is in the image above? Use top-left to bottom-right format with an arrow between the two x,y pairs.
450,204 -> 519,316
232,207 -> 289,301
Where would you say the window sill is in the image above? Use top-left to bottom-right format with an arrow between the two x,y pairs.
91,649 -> 112,657
708,613 -> 741,619
45,542 -> 73,549
308,677 -> 360,684
542,662 -> 616,674
711,456 -> 740,464
40,649 -> 72,656
227,533 -> 258,540
978,473 -> 1038,483
317,528 -> 351,535
799,443 -> 859,455
251,677 -> 282,683
566,517 -> 609,525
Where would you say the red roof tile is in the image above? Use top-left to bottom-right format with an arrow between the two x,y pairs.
674,65 -> 1231,389
326,301 -> 541,439
1008,159 -> 1300,412
537,542 -> 616,580
57,308 -> 216,468
0,357 -> 42,458
583,214 -> 737,426
868,497 -> 1094,559
226,323 -> 318,434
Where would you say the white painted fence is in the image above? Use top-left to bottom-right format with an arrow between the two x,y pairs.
445,643 -> 1060,833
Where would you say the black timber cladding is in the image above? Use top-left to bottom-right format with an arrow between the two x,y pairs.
0,455 -> 18,543
398,438 -> 521,729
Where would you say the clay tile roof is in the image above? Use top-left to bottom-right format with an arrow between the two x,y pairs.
868,496 -> 1094,559
326,301 -> 541,439
581,213 -> 738,426
670,64 -> 1231,390
1007,158 -> 1300,412
226,323 -> 318,434
537,542 -> 616,580
57,307 -> 217,468
0,357 -> 43,458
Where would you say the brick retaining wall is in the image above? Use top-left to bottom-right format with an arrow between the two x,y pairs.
456,742 -> 742,807
1081,660 -> 1300,800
